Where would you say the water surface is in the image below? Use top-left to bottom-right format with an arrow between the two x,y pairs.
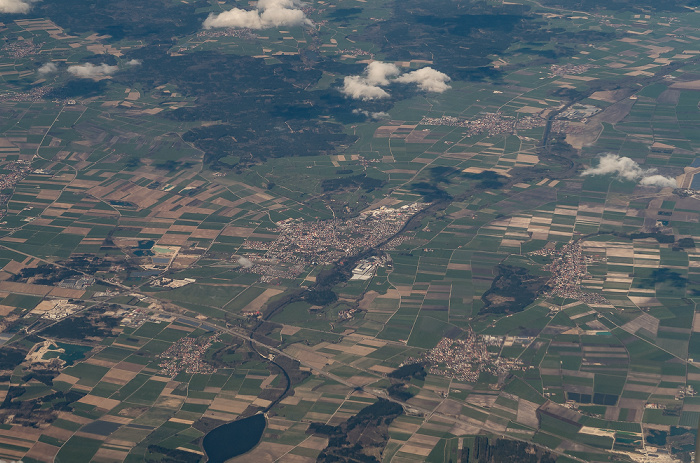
202,413 -> 266,463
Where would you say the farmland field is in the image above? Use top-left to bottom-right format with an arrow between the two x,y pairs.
0,0 -> 700,462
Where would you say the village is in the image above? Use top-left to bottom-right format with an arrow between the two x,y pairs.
419,111 -> 546,137
531,240 -> 609,305
549,63 -> 594,77
404,333 -> 530,383
0,162 -> 31,210
157,333 -> 220,378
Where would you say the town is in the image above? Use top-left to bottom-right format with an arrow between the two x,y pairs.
242,203 -> 423,265
419,112 -> 546,137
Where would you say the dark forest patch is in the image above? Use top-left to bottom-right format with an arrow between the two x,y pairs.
310,399 -> 403,463
469,436 -> 557,463
112,52 -> 356,165
304,289 -> 338,306
354,0 -> 612,81
45,80 -> 107,99
0,348 -> 26,371
28,0 -> 206,41
39,311 -> 119,339
480,265 -> 548,315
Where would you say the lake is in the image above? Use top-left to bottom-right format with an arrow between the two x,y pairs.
202,413 -> 266,462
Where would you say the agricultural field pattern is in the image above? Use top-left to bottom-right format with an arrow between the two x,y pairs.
0,0 -> 700,462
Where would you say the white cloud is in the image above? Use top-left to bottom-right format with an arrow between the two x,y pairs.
372,111 -> 390,119
203,0 -> 310,30
581,154 -> 644,181
352,109 -> 390,119
237,257 -> 253,268
639,174 -> 678,188
342,76 -> 390,101
0,0 -> 36,14
37,62 -> 58,75
126,59 -> 142,66
394,67 -> 452,93
581,154 -> 677,188
341,62 -> 451,100
67,63 -> 118,78
204,8 -> 263,29
364,61 -> 400,85
341,61 -> 400,101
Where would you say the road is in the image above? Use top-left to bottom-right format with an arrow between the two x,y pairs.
142,308 -> 593,462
